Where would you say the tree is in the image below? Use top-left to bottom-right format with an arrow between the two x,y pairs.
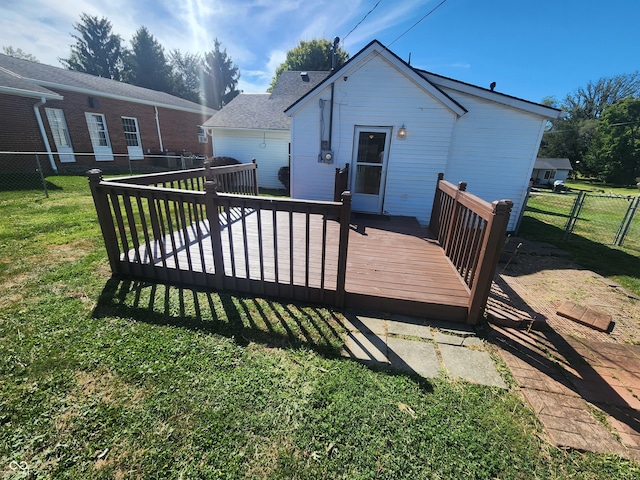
2,46 -> 38,62
125,26 -> 173,94
539,72 -> 640,177
590,98 -> 640,184
202,39 -> 240,110
169,49 -> 203,104
269,39 -> 349,91
60,13 -> 126,80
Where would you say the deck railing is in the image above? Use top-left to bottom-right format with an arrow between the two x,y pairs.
429,173 -> 513,323
88,165 -> 352,307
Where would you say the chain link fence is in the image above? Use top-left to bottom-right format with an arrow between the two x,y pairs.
0,151 -> 207,197
522,190 -> 640,253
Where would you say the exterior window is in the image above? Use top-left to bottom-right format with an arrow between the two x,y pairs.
544,170 -> 551,179
45,108 -> 75,163
197,126 -> 207,143
122,116 -> 144,160
85,113 -> 113,161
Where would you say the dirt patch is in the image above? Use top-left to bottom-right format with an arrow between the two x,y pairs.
495,239 -> 640,344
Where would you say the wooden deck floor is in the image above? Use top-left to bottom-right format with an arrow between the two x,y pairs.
127,210 -> 470,322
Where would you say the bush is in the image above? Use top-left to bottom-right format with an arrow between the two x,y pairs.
278,166 -> 290,192
208,156 -> 241,167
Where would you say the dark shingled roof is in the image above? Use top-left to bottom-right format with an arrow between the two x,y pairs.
0,53 -> 216,115
203,70 -> 329,130
0,67 -> 60,98
535,158 -> 573,170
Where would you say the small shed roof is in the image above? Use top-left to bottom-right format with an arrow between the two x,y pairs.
203,71 -> 329,131
0,54 -> 215,115
535,157 -> 573,170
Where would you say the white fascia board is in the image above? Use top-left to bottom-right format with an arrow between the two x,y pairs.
0,85 -> 63,100
27,79 -> 216,116
205,126 -> 289,133
421,72 -> 563,120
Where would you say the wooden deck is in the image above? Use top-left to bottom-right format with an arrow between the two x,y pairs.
126,209 -> 469,321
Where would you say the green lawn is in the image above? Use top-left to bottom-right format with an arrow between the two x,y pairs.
1,176 -> 638,478
563,178 -> 640,196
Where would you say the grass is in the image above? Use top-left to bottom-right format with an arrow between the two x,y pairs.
563,178 -> 640,196
1,176 -> 639,478
520,191 -> 640,296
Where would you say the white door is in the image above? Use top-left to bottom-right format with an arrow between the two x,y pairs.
45,108 -> 75,163
85,113 -> 113,161
122,116 -> 144,160
350,127 -> 392,214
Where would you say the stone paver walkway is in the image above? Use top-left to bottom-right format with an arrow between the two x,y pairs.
487,240 -> 640,462
339,312 -> 506,388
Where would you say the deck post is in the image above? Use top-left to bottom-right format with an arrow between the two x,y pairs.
466,199 -> 513,324
87,169 -> 120,274
251,159 -> 259,195
336,191 -> 352,307
428,173 -> 445,235
204,181 -> 225,290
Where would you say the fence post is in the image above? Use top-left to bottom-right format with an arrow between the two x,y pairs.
467,199 -> 513,324
204,180 -> 225,290
336,191 -> 352,308
251,158 -> 259,195
616,195 -> 640,246
87,169 -> 120,273
563,191 -> 586,240
35,154 -> 49,198
428,173 -> 444,236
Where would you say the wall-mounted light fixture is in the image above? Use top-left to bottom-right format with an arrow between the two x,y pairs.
397,124 -> 407,140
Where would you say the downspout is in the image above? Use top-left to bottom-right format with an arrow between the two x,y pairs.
327,36 -> 340,150
154,106 -> 164,151
33,97 -> 57,173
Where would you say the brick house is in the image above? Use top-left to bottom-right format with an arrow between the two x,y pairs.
0,53 -> 216,174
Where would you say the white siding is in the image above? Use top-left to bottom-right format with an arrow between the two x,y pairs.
290,53 -> 457,224
211,128 -> 290,190
443,90 -> 547,230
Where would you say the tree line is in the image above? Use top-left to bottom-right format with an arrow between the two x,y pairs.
57,13 -> 240,110
539,72 -> 640,185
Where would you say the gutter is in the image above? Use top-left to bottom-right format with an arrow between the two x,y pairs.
33,96 -> 57,173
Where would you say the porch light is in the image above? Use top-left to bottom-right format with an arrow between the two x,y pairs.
397,124 -> 407,140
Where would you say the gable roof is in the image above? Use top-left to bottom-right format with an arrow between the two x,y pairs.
285,39 -> 562,120
535,157 -> 573,171
203,70 -> 329,131
285,40 -> 467,117
0,54 -> 216,115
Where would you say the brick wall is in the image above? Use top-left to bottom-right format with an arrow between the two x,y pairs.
0,89 -> 213,173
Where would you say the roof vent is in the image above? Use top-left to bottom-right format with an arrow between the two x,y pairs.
300,72 -> 309,82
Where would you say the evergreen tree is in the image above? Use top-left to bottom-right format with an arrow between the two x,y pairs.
60,13 -> 125,80
125,26 -> 173,94
202,39 -> 240,110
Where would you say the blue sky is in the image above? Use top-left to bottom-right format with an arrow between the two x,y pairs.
1,0 -> 638,105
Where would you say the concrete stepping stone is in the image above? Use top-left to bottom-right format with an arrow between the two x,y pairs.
341,332 -> 388,365
439,344 -> 507,388
387,337 -> 439,378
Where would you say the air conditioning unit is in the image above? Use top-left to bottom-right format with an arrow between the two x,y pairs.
197,127 -> 208,144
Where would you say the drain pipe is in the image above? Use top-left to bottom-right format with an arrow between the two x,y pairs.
154,106 -> 164,152
327,36 -> 340,150
33,96 -> 57,173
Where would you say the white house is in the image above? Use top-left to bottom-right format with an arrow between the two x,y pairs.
202,71 -> 328,189
532,157 -> 573,185
285,40 -> 563,230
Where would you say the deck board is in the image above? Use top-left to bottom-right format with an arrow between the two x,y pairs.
126,210 -> 470,321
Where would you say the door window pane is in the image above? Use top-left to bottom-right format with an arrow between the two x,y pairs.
354,165 -> 382,194
357,132 -> 386,164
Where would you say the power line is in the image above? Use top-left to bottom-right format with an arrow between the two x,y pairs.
388,0 -> 449,47
342,0 -> 383,43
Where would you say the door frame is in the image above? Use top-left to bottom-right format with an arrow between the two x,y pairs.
350,126 -> 392,214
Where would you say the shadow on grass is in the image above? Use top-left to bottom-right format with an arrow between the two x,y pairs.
0,174 -> 63,192
514,217 -> 640,285
92,276 -> 348,358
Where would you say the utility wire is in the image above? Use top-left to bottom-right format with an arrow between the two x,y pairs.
342,0 -> 383,43
388,0 -> 449,47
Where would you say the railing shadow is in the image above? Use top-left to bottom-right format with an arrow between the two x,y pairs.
92,276 -> 344,355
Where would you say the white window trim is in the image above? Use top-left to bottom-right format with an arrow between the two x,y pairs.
45,108 -> 75,163
122,116 -> 144,160
85,112 -> 114,161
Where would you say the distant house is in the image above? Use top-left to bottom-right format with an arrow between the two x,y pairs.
202,71 -> 328,189
284,40 -> 563,231
531,157 -> 573,185
0,53 -> 216,174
